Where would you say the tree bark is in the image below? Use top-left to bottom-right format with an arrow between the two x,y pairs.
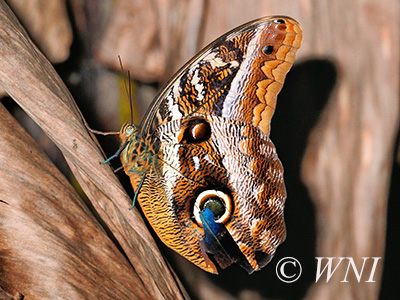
0,1 -> 187,299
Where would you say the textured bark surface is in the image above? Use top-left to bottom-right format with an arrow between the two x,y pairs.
0,1 -> 186,299
0,106 -> 151,299
1,0 -> 399,299
300,2 -> 399,300
6,0 -> 72,63
0,0 -> 72,97
97,1 -> 400,299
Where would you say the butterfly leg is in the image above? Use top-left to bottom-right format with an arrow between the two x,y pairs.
129,171 -> 146,210
101,140 -> 129,164
87,127 -> 120,136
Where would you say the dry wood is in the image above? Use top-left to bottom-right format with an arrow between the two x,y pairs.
299,1 -> 400,300
0,105 -> 150,299
0,1 -> 186,299
0,0 -> 72,98
1,0 -> 399,299
96,1 -> 399,299
0,286 -> 16,300
6,0 -> 72,63
97,0 -> 167,82
97,0 -> 208,83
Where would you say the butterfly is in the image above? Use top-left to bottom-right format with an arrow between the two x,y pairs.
109,16 -> 302,274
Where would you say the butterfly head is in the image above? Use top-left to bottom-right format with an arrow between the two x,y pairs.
119,121 -> 139,142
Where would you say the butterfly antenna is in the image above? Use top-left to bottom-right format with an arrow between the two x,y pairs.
118,55 -> 134,125
128,70 -> 134,124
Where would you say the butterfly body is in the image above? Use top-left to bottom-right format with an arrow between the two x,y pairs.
119,16 -> 302,274
120,124 -> 154,173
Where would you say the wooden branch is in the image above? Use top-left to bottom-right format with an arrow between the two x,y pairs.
95,1 -> 400,299
96,0 -> 208,83
6,0 -> 72,63
2,0 -> 398,299
0,1 -> 186,299
300,1 -> 400,299
0,105 -> 151,299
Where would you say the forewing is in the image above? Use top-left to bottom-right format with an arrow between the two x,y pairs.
142,16 -> 302,136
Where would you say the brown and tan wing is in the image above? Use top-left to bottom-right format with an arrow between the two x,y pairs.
142,16 -> 302,136
127,16 -> 302,274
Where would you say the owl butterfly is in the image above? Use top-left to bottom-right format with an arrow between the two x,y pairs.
115,16 -> 302,274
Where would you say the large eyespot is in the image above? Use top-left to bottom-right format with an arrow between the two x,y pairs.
193,189 -> 232,225
180,118 -> 211,143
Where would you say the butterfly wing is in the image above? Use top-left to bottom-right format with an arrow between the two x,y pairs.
141,16 -> 301,136
125,16 -> 302,273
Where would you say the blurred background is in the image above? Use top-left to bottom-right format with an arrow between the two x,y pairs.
1,0 -> 399,299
